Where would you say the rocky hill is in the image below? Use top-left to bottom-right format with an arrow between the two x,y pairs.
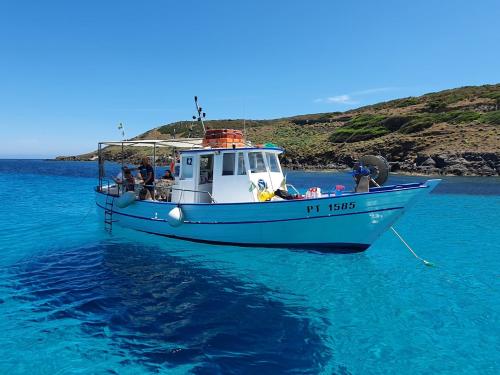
59,84 -> 500,176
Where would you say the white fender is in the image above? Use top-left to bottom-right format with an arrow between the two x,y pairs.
115,191 -> 136,208
167,206 -> 184,227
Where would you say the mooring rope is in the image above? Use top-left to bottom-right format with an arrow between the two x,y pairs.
390,226 -> 435,267
75,200 -> 96,226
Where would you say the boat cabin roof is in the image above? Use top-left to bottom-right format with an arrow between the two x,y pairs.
99,138 -> 204,149
98,139 -> 283,154
179,146 -> 283,155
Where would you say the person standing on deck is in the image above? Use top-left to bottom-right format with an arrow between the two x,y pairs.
138,157 -> 155,197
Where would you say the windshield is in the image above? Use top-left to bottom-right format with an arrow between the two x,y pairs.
266,152 -> 280,173
248,152 -> 266,173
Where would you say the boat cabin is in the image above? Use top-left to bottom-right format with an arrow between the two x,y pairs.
172,147 -> 284,203
97,130 -> 286,205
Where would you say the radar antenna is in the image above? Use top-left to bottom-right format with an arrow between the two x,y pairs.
193,96 -> 207,134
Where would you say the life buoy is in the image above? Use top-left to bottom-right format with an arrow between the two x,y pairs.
115,191 -> 136,208
167,206 -> 183,227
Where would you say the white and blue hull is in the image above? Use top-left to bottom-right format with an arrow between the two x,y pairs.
96,180 -> 440,252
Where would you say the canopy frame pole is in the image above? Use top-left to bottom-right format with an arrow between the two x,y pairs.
121,142 -> 125,196
153,142 -> 157,199
98,143 -> 103,191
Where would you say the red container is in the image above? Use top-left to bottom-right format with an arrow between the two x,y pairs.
203,129 -> 245,148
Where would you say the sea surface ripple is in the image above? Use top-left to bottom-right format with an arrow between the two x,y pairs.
0,160 -> 498,374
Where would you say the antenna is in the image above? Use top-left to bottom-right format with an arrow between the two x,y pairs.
194,96 -> 207,134
188,120 -> 194,139
243,102 -> 247,140
117,122 -> 126,140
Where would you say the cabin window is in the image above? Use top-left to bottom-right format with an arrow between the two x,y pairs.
222,153 -> 235,175
181,156 -> 193,179
237,152 -> 246,175
266,152 -> 280,173
199,154 -> 213,183
248,152 -> 266,173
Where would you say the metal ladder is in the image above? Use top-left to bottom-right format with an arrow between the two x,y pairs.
104,195 -> 115,232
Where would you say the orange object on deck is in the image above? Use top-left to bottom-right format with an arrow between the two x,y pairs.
202,129 -> 245,148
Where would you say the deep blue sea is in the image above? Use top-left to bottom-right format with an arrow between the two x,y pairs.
0,160 -> 498,374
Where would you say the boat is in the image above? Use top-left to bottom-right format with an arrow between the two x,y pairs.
95,99 -> 440,252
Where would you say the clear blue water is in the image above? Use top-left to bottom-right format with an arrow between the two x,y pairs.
0,160 -> 499,374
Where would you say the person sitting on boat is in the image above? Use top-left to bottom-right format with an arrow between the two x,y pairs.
138,157 -> 155,196
122,168 -> 135,192
162,169 -> 174,181
113,167 -> 125,185
113,166 -> 135,193
156,170 -> 174,201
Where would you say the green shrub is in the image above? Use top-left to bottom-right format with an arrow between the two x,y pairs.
328,114 -> 391,143
290,113 -> 337,126
396,98 -> 419,107
481,110 -> 500,125
396,111 -> 481,134
329,127 -> 389,143
347,114 -> 387,129
425,100 -> 447,113
482,92 -> 500,101
329,114 -> 417,142
423,111 -> 480,124
399,118 -> 434,134
381,116 -> 412,131
447,111 -> 481,123
441,93 -> 466,104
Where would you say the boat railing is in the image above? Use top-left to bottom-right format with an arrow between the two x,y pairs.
157,185 -> 217,203
95,179 -> 116,194
286,184 -> 301,196
99,181 -> 216,203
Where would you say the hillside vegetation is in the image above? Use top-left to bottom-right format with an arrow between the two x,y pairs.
60,84 -> 500,176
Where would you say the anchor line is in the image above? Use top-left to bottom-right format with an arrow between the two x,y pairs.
76,200 -> 96,226
390,226 -> 435,267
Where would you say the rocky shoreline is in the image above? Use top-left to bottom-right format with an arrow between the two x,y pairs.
57,151 -> 500,176
285,152 -> 500,176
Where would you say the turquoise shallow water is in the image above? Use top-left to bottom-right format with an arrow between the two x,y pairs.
0,160 -> 499,374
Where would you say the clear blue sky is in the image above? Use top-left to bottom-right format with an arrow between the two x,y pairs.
1,0 -> 499,158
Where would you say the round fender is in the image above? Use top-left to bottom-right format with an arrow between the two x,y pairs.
167,206 -> 184,227
359,155 -> 390,186
115,191 -> 136,208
